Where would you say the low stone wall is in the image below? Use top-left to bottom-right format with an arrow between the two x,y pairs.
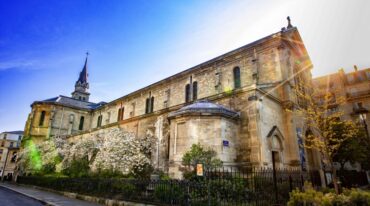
18,184 -> 156,206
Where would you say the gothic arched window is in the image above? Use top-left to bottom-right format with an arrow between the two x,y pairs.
193,81 -> 198,101
150,97 -> 154,113
117,107 -> 124,121
145,98 -> 150,114
79,116 -> 85,130
233,67 -> 241,89
185,84 -> 191,103
39,111 -> 46,126
97,115 -> 103,127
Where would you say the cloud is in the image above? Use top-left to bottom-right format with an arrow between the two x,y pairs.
0,60 -> 38,71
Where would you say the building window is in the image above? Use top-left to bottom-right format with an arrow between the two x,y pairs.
79,116 -> 85,130
145,97 -> 155,114
192,81 -> 198,101
39,111 -> 46,126
233,67 -> 241,89
150,97 -> 154,113
97,115 -> 103,127
145,98 -> 150,114
185,84 -> 191,103
11,152 -> 17,162
117,107 -> 124,121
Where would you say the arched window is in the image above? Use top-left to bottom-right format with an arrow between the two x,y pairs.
145,97 -> 154,114
192,81 -> 198,101
185,84 -> 191,103
233,67 -> 241,89
39,111 -> 46,126
79,116 -> 85,130
150,96 -> 154,113
97,115 -> 103,127
145,98 -> 150,114
117,108 -> 124,121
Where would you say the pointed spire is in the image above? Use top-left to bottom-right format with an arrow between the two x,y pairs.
77,52 -> 89,84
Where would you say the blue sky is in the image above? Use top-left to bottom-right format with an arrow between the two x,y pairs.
1,0 -> 370,132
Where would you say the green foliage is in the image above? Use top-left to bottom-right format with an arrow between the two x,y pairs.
62,157 -> 90,178
154,183 -> 185,203
111,182 -> 137,199
182,143 -> 222,177
92,168 -> 129,178
288,183 -> 370,206
131,162 -> 154,179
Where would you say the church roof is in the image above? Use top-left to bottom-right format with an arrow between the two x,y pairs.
2,130 -> 23,135
33,95 -> 105,110
168,100 -> 239,119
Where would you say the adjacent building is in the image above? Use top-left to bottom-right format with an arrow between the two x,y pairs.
24,20 -> 318,178
0,131 -> 23,180
312,66 -> 370,170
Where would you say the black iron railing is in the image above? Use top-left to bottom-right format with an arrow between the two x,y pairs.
17,167 -> 321,206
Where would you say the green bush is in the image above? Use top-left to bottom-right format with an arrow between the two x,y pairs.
288,183 -> 370,206
154,183 -> 185,203
111,181 -> 137,199
349,189 -> 370,205
62,158 -> 90,178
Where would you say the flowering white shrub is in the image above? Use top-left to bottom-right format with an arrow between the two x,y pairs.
92,128 -> 155,175
20,127 -> 156,177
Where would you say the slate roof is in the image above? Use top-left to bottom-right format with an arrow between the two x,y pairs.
168,100 -> 239,119
3,130 -> 23,135
33,95 -> 105,110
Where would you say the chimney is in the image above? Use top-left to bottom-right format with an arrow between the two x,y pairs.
354,65 -> 358,71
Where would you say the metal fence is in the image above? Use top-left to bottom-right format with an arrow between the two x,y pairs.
17,167 -> 321,206
336,170 -> 369,188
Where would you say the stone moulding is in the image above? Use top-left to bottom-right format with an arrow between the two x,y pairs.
168,100 -> 240,119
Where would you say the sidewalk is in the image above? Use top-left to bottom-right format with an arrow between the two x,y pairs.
0,183 -> 103,206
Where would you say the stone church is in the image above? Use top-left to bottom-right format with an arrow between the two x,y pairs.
24,20 -> 317,178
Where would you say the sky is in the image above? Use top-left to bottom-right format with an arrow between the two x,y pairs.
0,0 -> 370,132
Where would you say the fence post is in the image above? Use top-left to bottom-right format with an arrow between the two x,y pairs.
272,152 -> 278,203
207,169 -> 211,206
300,174 -> 304,191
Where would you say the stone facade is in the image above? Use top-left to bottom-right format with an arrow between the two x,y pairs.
24,24 -> 315,178
0,131 -> 23,179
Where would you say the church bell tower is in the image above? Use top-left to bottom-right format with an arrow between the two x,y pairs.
72,53 -> 90,102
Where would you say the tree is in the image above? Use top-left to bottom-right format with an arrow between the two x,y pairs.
182,143 -> 222,173
290,72 -> 360,194
333,128 -> 369,170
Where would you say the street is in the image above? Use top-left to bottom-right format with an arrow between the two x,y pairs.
0,187 -> 44,206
